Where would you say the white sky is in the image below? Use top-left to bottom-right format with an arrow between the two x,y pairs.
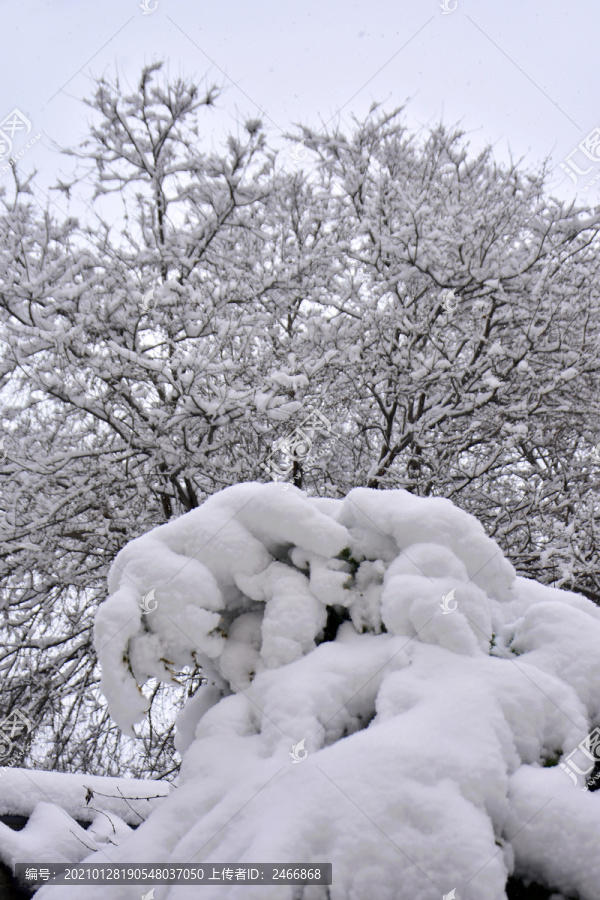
2,0 -> 600,215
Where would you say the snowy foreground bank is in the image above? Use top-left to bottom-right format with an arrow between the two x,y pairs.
24,485 -> 600,897
0,768 -> 170,863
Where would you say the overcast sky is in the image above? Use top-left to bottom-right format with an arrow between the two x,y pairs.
2,0 -> 600,215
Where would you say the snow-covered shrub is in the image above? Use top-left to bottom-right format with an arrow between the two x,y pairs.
38,484 -> 600,899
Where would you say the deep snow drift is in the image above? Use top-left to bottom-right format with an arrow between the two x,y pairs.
32,483 -> 600,899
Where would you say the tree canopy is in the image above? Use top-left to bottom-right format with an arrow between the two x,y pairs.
1,63 -> 599,778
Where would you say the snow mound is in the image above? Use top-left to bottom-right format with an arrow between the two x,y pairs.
0,767 -> 170,826
35,484 -> 600,899
0,768 -> 170,877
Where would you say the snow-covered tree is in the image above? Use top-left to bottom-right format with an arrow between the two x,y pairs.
2,68 -> 600,781
0,65 -> 351,776
29,483 -> 600,900
0,64 -> 284,776
286,112 -> 600,598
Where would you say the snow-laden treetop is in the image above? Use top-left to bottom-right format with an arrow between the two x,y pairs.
96,483 -> 514,734
79,484 -> 600,899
